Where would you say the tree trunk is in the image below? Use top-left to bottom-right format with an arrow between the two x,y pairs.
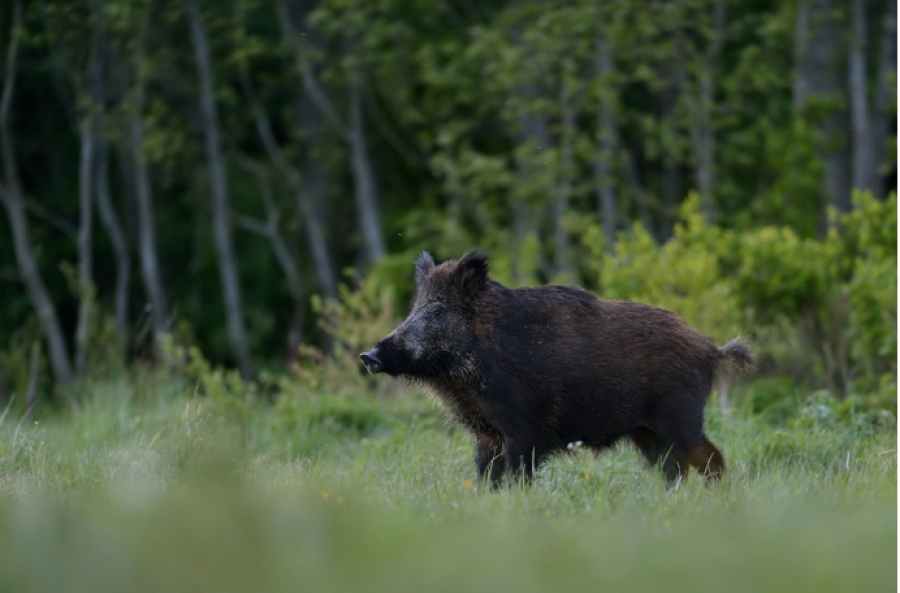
660,158 -> 682,239
622,150 -> 655,238
74,117 -> 95,376
692,3 -> 724,223
187,0 -> 253,378
512,74 -> 555,280
594,35 -> 617,251
0,366 -> 8,408
792,0 -> 811,113
0,190 -> 74,385
25,341 -> 40,415
296,97 -> 338,299
0,0 -> 73,384
129,16 -> 168,345
848,0 -> 872,194
276,0 -> 386,267
91,8 -> 130,336
300,158 -> 337,299
692,66 -> 715,222
871,0 -> 896,198
95,132 -> 130,334
511,200 -> 532,284
245,75 -> 338,299
799,0 -> 851,214
348,80 -> 387,265
231,153 -> 306,360
554,75 -> 575,279
129,115 -> 168,342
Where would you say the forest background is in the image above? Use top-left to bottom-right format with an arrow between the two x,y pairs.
0,1 -> 896,590
0,0 -> 896,410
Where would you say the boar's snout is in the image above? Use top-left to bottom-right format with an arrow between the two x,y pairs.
360,350 -> 383,374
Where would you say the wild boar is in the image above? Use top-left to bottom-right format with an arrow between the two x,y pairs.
360,251 -> 752,485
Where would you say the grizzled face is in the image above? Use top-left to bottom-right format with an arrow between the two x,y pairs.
360,251 -> 489,379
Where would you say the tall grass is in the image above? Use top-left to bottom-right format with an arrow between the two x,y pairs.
0,373 -> 895,593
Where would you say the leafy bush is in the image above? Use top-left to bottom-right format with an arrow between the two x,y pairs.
585,194 -> 744,343
576,191 -> 896,410
296,274 -> 400,395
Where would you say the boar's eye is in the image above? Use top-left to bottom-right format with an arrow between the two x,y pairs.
429,307 -> 446,321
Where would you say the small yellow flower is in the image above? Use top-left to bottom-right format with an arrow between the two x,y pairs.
321,491 -> 330,500
664,520 -> 671,528
462,479 -> 475,491
584,474 -> 590,480
429,513 -> 436,519
64,478 -> 72,486
336,496 -> 344,503
544,510 -> 552,517
33,421 -> 38,426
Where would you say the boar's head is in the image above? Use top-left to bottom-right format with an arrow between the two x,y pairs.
360,250 -> 489,379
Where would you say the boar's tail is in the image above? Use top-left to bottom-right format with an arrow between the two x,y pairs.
717,338 -> 753,373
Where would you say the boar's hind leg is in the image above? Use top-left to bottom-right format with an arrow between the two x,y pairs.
504,440 -> 550,482
475,432 -> 505,486
686,437 -> 726,483
628,426 -> 689,485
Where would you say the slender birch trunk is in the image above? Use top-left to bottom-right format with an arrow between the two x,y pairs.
130,14 -> 168,344
594,35 -> 617,251
231,153 -> 306,358
796,0 -> 851,214
74,117 -> 95,375
793,0 -> 811,114
554,74 -> 575,279
0,0 -> 73,384
514,108 -> 553,283
277,0 -> 386,267
692,3 -> 724,223
187,0 -> 253,378
848,0 -> 872,193
347,78 -> 387,264
91,13 -> 130,335
297,97 -> 337,299
95,132 -> 130,334
244,72 -> 337,298
870,0 -> 896,198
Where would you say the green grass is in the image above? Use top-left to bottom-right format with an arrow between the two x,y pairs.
0,372 -> 895,593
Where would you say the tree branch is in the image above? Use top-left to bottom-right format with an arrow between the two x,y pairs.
275,0 -> 348,140
230,154 -> 304,303
361,86 -> 427,168
231,210 -> 273,237
0,0 -> 22,196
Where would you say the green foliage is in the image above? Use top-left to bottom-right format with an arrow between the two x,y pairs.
297,273 -> 399,394
0,0 -> 895,416
841,192 -> 898,373
587,193 -> 743,342
573,191 -> 897,406
180,342 -> 257,444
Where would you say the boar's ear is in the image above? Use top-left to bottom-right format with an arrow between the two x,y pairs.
457,250 -> 490,297
414,251 -> 435,287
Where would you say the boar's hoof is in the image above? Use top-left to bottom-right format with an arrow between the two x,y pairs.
360,351 -> 383,374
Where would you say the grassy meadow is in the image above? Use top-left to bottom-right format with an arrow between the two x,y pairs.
0,367 -> 895,593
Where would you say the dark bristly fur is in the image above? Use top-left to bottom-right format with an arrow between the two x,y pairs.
360,250 -> 752,486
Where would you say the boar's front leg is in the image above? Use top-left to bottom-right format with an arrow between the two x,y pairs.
474,432 -> 505,486
503,438 -> 551,482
